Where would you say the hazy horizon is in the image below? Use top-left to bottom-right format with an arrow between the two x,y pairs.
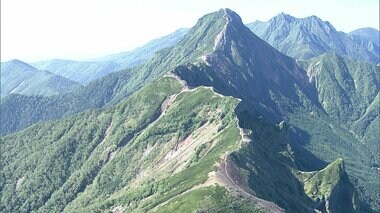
1,0 -> 379,62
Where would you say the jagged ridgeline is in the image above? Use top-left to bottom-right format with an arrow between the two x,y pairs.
1,8 -> 379,213
247,13 -> 380,63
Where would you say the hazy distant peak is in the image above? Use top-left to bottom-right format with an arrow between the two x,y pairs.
349,27 -> 380,46
7,59 -> 31,66
350,27 -> 380,34
2,59 -> 38,72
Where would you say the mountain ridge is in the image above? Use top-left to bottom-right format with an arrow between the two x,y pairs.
30,29 -> 188,84
349,27 -> 380,46
247,13 -> 379,63
1,59 -> 81,97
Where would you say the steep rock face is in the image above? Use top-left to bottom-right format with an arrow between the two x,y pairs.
247,13 -> 379,63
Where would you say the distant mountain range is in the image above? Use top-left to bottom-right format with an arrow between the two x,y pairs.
1,59 -> 80,97
30,28 -> 188,84
247,13 -> 379,63
1,9 -> 379,213
3,14 -> 378,88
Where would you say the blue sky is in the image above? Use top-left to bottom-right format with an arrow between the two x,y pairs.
1,0 -> 379,62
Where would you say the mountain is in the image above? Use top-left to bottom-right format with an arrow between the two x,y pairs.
172,9 -> 379,211
2,74 -> 278,212
31,29 -> 188,84
0,59 -> 81,97
349,27 -> 380,46
0,28 -> 195,135
1,8 -> 378,212
0,75 -> 356,213
0,10 -> 244,135
247,13 -> 379,63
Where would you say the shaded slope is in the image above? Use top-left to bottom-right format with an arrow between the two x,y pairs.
0,59 -> 80,97
247,13 -> 379,63
298,53 -> 380,163
231,110 -> 359,213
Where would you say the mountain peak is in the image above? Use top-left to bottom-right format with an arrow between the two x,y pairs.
274,12 -> 296,22
159,8 -> 248,65
351,27 -> 379,33
199,8 -> 245,28
2,59 -> 38,72
7,59 -> 28,66
219,8 -> 243,24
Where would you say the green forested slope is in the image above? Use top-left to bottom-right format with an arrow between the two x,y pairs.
1,76 -> 252,212
298,53 -> 380,163
1,77 -> 182,211
1,76 -> 358,213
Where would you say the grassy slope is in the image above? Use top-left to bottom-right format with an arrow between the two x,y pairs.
1,75 -> 250,212
156,186 -> 265,213
63,86 -> 242,212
